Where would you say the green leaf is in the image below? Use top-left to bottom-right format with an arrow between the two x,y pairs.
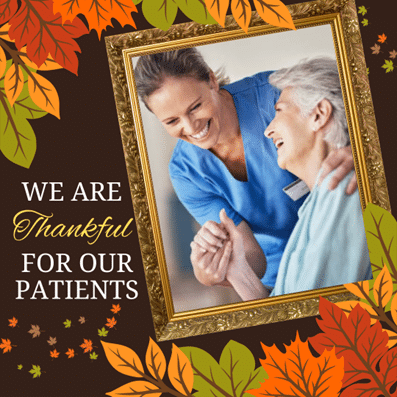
358,5 -> 367,15
142,0 -> 178,31
90,352 -> 98,360
17,364 -> 23,370
367,67 -> 370,75
382,59 -> 394,73
361,18 -> 368,26
98,327 -> 108,337
173,0 -> 217,25
63,319 -> 72,328
29,365 -> 41,378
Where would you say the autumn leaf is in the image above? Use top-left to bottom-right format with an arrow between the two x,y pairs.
358,5 -> 367,15
389,50 -> 397,59
392,293 -> 397,325
382,59 -> 394,73
28,324 -> 41,338
4,63 -> 24,107
78,316 -> 86,324
344,280 -> 370,300
0,23 -> 14,42
50,349 -> 60,358
65,348 -> 75,358
53,0 -> 137,40
361,18 -> 368,27
111,304 -> 121,314
371,43 -> 381,55
384,330 -> 397,348
231,0 -> 252,33
0,338 -> 14,353
309,297 -> 395,396
378,33 -> 387,43
101,341 -> 144,377
168,344 -> 194,395
253,0 -> 295,30
80,339 -> 93,353
8,317 -> 18,328
20,47 -> 63,71
106,317 -> 117,329
335,300 -> 377,324
145,337 -> 166,380
248,332 -> 344,397
0,0 -> 18,24
174,0 -> 217,26
142,0 -> 178,31
0,46 -> 6,78
29,365 -> 41,378
107,381 -> 162,397
373,265 -> 393,307
98,327 -> 109,337
90,352 -> 98,360
17,364 -> 23,370
8,0 -> 89,74
63,319 -> 72,328
204,0 -> 229,27
47,336 -> 57,346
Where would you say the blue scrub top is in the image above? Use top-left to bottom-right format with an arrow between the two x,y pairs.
169,71 -> 307,288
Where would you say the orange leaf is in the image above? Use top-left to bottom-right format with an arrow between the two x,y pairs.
204,0 -> 229,27
0,23 -> 14,42
344,280 -> 370,300
253,0 -> 295,30
8,317 -> 18,328
20,46 -> 63,71
53,0 -> 137,40
4,63 -> 24,107
80,339 -> 93,353
65,348 -> 75,358
101,341 -> 144,378
28,72 -> 60,119
106,381 -> 162,397
111,304 -> 121,314
231,0 -> 252,33
50,349 -> 60,358
105,317 -> 117,328
0,46 -> 6,78
0,339 -> 13,353
378,33 -> 387,43
168,344 -> 194,396
391,293 -> 397,325
384,330 -> 397,349
145,337 -> 166,380
373,265 -> 393,308
335,300 -> 377,324
248,332 -> 344,397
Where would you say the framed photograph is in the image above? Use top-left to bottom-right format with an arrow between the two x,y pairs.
105,0 -> 390,341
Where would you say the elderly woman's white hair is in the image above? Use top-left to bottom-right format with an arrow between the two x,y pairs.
269,57 -> 349,148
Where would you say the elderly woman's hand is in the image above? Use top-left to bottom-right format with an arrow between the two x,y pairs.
318,146 -> 357,194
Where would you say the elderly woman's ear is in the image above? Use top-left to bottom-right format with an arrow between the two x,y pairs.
312,99 -> 333,132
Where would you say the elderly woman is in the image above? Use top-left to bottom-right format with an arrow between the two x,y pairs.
218,57 -> 372,300
134,49 -> 357,294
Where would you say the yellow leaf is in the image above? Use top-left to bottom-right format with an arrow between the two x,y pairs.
145,337 -> 166,380
106,381 -> 162,397
344,280 -> 370,300
231,0 -> 252,33
204,0 -> 229,27
253,0 -> 295,30
28,72 -> 60,119
335,300 -> 377,325
0,24 -> 15,42
20,47 -> 63,71
373,265 -> 393,308
101,341 -> 144,378
384,329 -> 397,349
0,47 -> 6,78
4,64 -> 24,107
168,344 -> 194,395
391,293 -> 397,325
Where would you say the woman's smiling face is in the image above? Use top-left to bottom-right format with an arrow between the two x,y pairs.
146,74 -> 225,150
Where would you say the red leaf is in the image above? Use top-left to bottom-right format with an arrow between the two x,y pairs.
8,0 -> 89,75
309,297 -> 395,396
0,0 -> 18,24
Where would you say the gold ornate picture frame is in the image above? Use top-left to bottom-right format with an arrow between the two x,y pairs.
105,0 -> 390,341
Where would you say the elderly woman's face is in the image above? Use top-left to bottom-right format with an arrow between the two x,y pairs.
146,74 -> 224,150
264,87 -> 314,171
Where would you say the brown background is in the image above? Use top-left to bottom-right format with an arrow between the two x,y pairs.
1,1 -> 396,395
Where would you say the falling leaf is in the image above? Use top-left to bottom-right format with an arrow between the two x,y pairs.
4,63 -> 24,107
105,317 -> 117,329
367,67 -> 369,75
361,18 -> 368,26
8,317 -> 18,328
53,0 -> 137,40
107,381 -> 162,397
371,43 -> 381,54
111,304 -> 121,314
0,0 -> 18,24
29,365 -> 41,378
98,327 -> 109,338
382,59 -> 394,73
231,0 -> 252,33
63,319 -> 72,328
358,5 -> 367,15
50,349 -> 60,358
0,338 -> 13,353
8,0 -> 89,74
28,324 -> 41,338
28,71 -> 60,119
378,33 -> 387,43
146,337 -> 166,380
101,341 -> 144,377
90,352 -> 98,360
47,336 -> 57,346
65,348 -> 75,358
390,50 -> 397,59
78,316 -> 86,324
17,364 -> 23,370
373,265 -> 393,307
80,339 -> 94,353
204,0 -> 229,26
168,344 -> 194,395
253,0 -> 295,30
